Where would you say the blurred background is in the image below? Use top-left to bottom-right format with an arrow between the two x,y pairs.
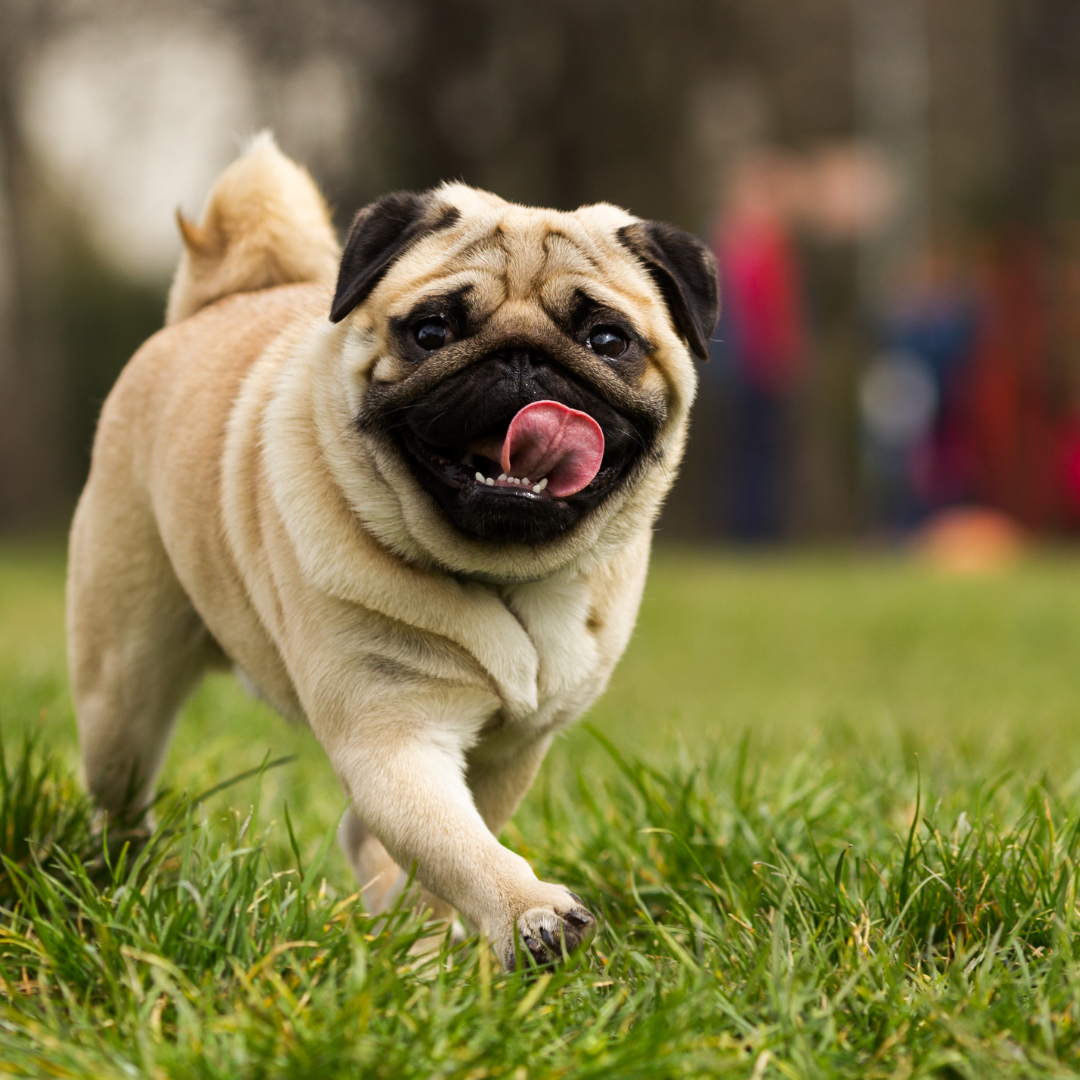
2,0 -> 1080,552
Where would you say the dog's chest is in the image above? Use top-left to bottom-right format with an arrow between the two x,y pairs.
498,578 -> 606,730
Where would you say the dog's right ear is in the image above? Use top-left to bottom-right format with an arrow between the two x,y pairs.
330,192 -> 460,323
617,220 -> 719,361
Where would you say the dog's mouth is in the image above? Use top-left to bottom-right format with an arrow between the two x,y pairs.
376,354 -> 652,544
404,400 -> 610,500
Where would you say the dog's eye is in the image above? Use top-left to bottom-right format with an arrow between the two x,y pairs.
586,327 -> 628,359
414,317 -> 449,351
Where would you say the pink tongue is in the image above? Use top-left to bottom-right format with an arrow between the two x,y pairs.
502,401 -> 605,497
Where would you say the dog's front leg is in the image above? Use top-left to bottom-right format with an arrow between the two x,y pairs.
313,687 -> 595,971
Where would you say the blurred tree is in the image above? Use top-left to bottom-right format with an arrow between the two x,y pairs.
1007,0 -> 1080,229
0,0 -> 66,529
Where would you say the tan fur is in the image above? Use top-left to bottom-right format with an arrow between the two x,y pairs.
69,143 -> 702,970
165,132 -> 340,325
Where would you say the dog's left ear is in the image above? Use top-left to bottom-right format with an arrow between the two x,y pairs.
618,221 -> 719,360
330,191 -> 460,323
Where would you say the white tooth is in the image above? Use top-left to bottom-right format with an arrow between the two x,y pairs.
522,478 -> 530,486
475,472 -> 485,483
537,477 -> 548,491
498,473 -> 507,481
532,482 -> 543,493
509,477 -> 519,484
485,477 -> 495,486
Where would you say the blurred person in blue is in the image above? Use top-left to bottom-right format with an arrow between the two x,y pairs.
860,249 -> 978,532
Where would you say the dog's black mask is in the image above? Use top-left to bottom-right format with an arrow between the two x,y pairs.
377,348 -> 654,544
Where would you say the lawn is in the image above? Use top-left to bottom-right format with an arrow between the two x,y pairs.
4,542 -> 1080,1076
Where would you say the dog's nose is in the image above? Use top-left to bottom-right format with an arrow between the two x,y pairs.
488,347 -> 549,395
489,346 -> 543,369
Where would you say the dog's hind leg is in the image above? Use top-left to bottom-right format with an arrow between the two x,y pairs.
339,810 -> 458,928
339,809 -> 403,911
68,486 -> 221,821
466,734 -> 552,838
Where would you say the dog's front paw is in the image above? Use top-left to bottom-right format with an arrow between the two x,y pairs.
504,889 -> 597,971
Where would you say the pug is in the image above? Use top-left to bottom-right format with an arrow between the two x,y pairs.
67,134 -> 718,970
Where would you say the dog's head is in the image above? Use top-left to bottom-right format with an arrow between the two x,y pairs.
326,184 -> 717,580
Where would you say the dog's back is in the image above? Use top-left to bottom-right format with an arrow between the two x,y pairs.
71,134 -> 339,813
165,132 -> 340,325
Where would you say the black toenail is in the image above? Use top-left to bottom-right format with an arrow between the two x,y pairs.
568,891 -> 585,904
565,909 -> 590,926
523,935 -> 542,954
540,927 -> 557,950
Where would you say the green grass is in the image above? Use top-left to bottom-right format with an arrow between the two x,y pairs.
5,543 -> 1080,1075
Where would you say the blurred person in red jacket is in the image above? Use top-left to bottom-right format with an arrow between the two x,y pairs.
710,150 -> 807,540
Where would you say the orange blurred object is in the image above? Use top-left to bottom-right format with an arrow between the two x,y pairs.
912,507 -> 1024,574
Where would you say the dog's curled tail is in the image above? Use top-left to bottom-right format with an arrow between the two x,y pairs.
165,132 -> 341,325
